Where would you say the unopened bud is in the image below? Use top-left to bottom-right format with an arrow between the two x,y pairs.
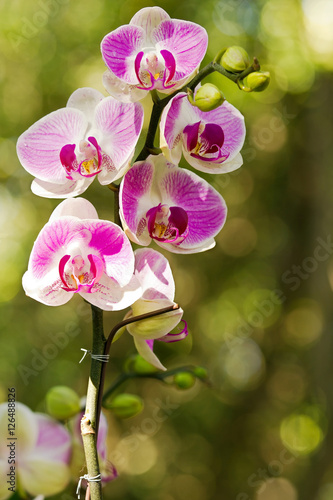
188,84 -> 225,112
46,386 -> 81,420
125,354 -> 159,374
193,366 -> 208,380
104,393 -> 144,418
174,372 -> 196,390
221,46 -> 250,72
243,71 -> 270,92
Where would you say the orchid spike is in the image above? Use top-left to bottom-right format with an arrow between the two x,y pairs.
17,88 -> 144,197
124,248 -> 186,370
101,7 -> 208,102
70,411 -> 117,486
22,198 -> 141,310
0,402 -> 71,500
119,154 -> 227,254
160,92 -> 246,173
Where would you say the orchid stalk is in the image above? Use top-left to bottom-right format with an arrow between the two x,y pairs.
15,5 -> 270,500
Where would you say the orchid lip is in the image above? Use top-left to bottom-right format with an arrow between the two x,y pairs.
158,320 -> 188,343
59,253 -> 104,293
146,203 -> 189,244
60,136 -> 106,180
134,49 -> 176,90
183,121 -> 230,163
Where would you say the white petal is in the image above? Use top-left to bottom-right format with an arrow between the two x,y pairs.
103,70 -> 147,103
67,87 -> 105,126
133,336 -> 167,371
49,198 -> 99,222
31,176 -> 93,199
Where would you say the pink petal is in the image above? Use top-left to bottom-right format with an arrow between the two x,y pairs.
17,108 -> 87,183
35,414 -> 71,463
153,20 -> 208,82
84,220 -> 134,286
194,101 -> 246,162
94,97 -> 143,174
81,274 -> 141,311
130,7 -> 170,43
119,160 -> 154,244
134,248 -> 175,301
101,25 -> 145,84
103,70 -> 147,103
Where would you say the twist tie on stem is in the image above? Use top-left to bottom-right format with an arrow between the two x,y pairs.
79,348 -> 110,364
76,473 -> 101,499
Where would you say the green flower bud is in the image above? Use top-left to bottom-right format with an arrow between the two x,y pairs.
188,84 -> 225,112
193,366 -> 208,380
46,385 -> 81,420
125,354 -> 159,374
221,46 -> 250,72
174,372 -> 196,390
243,71 -> 270,92
105,393 -> 144,419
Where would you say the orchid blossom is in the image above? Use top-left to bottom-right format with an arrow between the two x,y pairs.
22,198 -> 141,310
119,154 -> 227,254
160,92 -> 246,173
0,402 -> 71,500
124,248 -> 187,370
17,88 -> 143,197
101,7 -> 208,102
71,411 -> 117,486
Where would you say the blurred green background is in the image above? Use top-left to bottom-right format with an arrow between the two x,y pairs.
1,0 -> 333,499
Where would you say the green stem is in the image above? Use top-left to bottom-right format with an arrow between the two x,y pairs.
81,305 -> 106,500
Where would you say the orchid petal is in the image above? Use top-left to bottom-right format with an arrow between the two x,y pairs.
17,108 -> 87,184
102,70 -> 147,103
94,97 -> 143,178
119,160 -> 154,245
49,198 -> 99,222
134,248 -> 175,301
67,87 -> 104,127
101,25 -> 145,84
31,176 -> 93,198
183,149 -> 244,173
84,220 -> 134,286
19,458 -> 70,497
130,7 -> 170,43
34,414 -> 71,463
133,337 -> 167,371
160,93 -> 195,163
153,20 -> 208,81
81,274 -> 141,311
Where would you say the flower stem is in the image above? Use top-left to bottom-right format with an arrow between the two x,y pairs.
81,305 -> 106,500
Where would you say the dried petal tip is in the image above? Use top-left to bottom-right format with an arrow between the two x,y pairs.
46,386 -> 81,420
244,71 -> 270,92
188,83 -> 225,112
104,393 -> 144,418
221,46 -> 250,72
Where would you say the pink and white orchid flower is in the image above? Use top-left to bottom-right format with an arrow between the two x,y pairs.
160,92 -> 246,173
17,88 -> 144,197
70,411 -> 117,487
119,154 -> 227,254
101,7 -> 208,102
23,198 -> 141,310
125,248 -> 187,371
0,402 -> 71,500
